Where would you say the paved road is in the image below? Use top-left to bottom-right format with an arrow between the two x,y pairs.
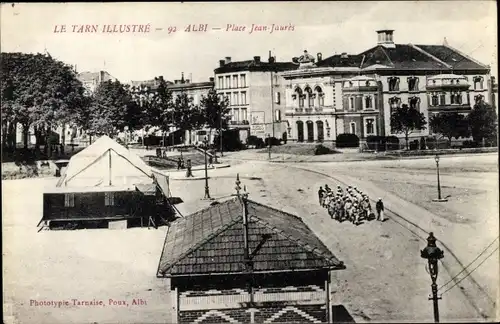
170,158 -> 498,322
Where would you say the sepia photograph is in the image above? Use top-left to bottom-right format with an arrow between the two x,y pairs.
1,1 -> 498,323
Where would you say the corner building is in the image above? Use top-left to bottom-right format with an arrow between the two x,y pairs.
281,30 -> 493,144
214,55 -> 297,142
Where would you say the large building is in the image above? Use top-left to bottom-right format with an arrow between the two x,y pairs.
281,30 -> 493,144
214,54 -> 297,142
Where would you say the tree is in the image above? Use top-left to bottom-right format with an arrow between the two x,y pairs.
1,52 -> 87,151
170,92 -> 202,144
390,104 -> 427,149
88,80 -> 138,137
199,89 -> 231,143
468,101 -> 498,145
429,112 -> 470,145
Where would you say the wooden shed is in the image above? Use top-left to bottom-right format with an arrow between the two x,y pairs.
157,182 -> 345,323
39,135 -> 176,230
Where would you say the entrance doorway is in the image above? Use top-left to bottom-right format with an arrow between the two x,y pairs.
296,121 -> 304,142
306,121 -> 314,142
316,121 -> 324,142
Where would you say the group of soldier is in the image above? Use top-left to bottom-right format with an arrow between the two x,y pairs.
318,184 -> 385,225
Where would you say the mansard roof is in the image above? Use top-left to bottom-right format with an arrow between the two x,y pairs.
316,44 -> 489,73
157,197 -> 344,277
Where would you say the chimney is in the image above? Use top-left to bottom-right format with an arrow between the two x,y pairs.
219,60 -> 225,67
340,52 -> 348,59
225,56 -> 231,64
268,56 -> 275,63
317,53 -> 323,62
376,29 -> 395,48
209,77 -> 215,82
174,80 -> 180,84
254,56 -> 261,63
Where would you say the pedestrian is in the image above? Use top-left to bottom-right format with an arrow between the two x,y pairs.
325,184 -> 331,193
209,154 -> 213,167
177,157 -> 182,170
318,186 -> 325,206
376,198 -> 385,222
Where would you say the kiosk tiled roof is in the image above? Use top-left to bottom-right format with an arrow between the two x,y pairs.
157,197 -> 344,277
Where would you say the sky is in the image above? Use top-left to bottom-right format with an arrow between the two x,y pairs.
1,1 -> 497,83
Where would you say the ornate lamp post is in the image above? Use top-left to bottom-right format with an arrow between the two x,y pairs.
432,154 -> 448,202
421,232 -> 444,323
203,137 -> 211,199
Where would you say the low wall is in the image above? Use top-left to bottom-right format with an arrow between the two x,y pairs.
382,147 -> 498,157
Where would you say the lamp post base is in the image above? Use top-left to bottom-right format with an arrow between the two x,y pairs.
432,198 -> 448,202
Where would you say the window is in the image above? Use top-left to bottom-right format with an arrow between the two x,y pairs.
64,193 -> 75,207
275,110 -> 282,121
409,97 -> 420,110
225,76 -> 231,89
218,76 -> 223,89
431,95 -> 439,106
350,97 -> 354,110
226,93 -> 231,106
408,77 -> 419,92
388,77 -> 400,91
241,108 -> 247,122
439,93 -> 446,105
365,96 -> 373,109
233,93 -> 239,105
233,108 -> 239,122
240,74 -> 246,87
294,88 -> 304,108
315,86 -> 323,106
474,76 -> 484,90
241,91 -> 247,105
105,192 -> 115,206
350,122 -> 356,134
233,75 -> 238,88
304,87 -> 313,107
389,97 -> 401,110
450,93 -> 458,104
366,119 -> 375,135
275,92 -> 280,104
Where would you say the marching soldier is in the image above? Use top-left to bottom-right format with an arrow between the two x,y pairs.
344,198 -> 353,223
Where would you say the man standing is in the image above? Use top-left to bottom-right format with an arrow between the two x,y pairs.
318,186 -> 325,206
376,198 -> 385,222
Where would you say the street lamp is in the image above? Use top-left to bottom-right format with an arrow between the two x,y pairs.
432,154 -> 448,202
267,133 -> 271,160
203,136 -> 211,199
420,232 -> 445,323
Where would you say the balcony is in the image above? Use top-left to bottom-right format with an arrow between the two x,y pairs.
428,104 -> 472,112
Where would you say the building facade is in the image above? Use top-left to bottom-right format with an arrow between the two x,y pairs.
214,55 -> 297,142
282,30 -> 493,145
167,77 -> 216,145
77,70 -> 117,95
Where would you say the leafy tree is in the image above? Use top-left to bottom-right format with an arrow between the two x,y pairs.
88,80 -> 138,137
429,112 -> 470,145
1,52 -> 87,151
390,104 -> 427,149
199,89 -> 230,143
169,92 -> 202,144
468,101 -> 498,145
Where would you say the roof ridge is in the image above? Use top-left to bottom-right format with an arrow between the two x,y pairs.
252,217 -> 338,266
246,199 -> 302,221
158,213 -> 243,275
409,44 -> 453,69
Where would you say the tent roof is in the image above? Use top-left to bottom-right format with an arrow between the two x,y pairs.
58,135 -> 152,186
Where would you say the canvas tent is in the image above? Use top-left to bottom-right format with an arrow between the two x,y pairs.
56,135 -> 152,188
40,136 -> 177,230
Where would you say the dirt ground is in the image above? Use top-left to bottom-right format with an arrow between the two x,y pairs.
2,153 -> 498,323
